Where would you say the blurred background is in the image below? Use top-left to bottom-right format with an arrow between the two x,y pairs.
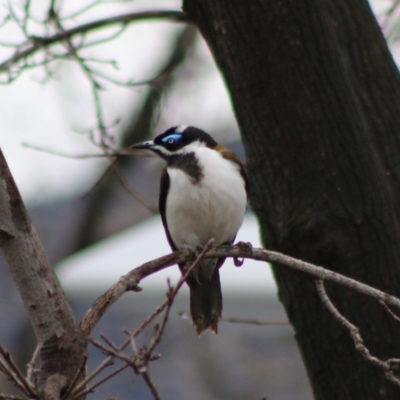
0,0 -> 398,398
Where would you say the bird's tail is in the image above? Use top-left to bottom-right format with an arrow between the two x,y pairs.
188,259 -> 223,336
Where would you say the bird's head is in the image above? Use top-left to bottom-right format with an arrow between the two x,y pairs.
131,125 -> 219,159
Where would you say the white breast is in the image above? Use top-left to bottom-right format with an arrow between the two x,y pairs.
165,147 -> 247,250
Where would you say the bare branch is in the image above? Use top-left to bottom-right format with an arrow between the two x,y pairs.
315,279 -> 400,387
221,316 -> 289,325
380,300 -> 400,324
74,242 -> 400,396
141,371 -> 160,400
22,142 -> 156,159
80,251 -> 189,335
67,360 -> 128,400
26,344 -> 41,383
62,353 -> 87,400
0,10 -> 187,72
107,156 -> 158,213
71,248 -> 212,400
80,244 -> 400,336
73,299 -> 171,395
0,343 -> 36,397
22,141 -> 158,210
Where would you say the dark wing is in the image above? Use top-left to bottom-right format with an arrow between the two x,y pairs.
159,167 -> 178,252
160,167 -> 191,279
216,145 -> 249,199
215,146 -> 249,269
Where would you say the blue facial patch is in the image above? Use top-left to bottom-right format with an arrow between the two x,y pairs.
161,133 -> 182,143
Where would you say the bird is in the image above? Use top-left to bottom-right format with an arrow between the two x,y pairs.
131,125 -> 248,335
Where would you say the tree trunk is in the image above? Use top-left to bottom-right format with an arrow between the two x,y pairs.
183,1 -> 400,398
0,149 -> 86,398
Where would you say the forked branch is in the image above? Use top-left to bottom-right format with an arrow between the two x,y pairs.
81,243 -> 400,335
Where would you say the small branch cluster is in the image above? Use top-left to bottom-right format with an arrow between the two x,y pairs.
0,343 -> 37,399
0,2 -> 187,161
67,243 -> 213,400
315,279 -> 400,388
2,242 -> 400,398
78,242 -> 400,397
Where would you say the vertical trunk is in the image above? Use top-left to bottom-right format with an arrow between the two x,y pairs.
0,149 -> 86,396
183,1 -> 400,398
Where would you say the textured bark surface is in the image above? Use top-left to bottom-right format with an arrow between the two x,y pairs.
183,1 -> 400,398
0,149 -> 86,397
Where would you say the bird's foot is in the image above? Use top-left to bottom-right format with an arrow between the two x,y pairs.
233,241 -> 253,267
236,241 -> 253,251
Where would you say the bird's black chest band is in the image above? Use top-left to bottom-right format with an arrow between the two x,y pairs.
167,153 -> 203,183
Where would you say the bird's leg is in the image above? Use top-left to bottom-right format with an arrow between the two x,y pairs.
233,241 -> 253,267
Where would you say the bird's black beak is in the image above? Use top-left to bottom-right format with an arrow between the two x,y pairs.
130,140 -> 155,150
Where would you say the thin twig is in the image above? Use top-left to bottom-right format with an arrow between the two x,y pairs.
22,141 -> 158,210
149,242 -> 214,358
22,143 -> 118,158
0,358 -> 27,393
26,343 -> 41,382
315,279 -> 400,388
141,371 -> 160,400
73,245 -> 213,399
67,363 -> 129,400
62,352 -> 87,400
380,300 -> 400,324
107,156 -> 158,213
74,297 -> 173,394
0,343 -> 37,397
0,10 -> 187,72
221,316 -> 289,325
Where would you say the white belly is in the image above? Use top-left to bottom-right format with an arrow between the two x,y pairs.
165,149 -> 247,250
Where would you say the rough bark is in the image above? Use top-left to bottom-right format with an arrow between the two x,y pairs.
183,1 -> 400,399
0,149 -> 86,397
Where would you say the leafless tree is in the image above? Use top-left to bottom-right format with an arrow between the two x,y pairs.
1,1 -> 400,399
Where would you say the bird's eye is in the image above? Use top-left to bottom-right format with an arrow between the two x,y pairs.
161,133 -> 182,145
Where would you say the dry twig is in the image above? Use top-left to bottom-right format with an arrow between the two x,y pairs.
72,244 -> 213,400
0,10 -> 187,72
315,279 -> 400,388
0,343 -> 37,397
221,316 -> 289,325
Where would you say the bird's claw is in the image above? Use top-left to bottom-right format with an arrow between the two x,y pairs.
236,241 -> 253,251
233,241 -> 252,267
233,257 -> 244,267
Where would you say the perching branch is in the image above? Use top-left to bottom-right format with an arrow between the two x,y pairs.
75,242 -> 400,394
81,243 -> 400,335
